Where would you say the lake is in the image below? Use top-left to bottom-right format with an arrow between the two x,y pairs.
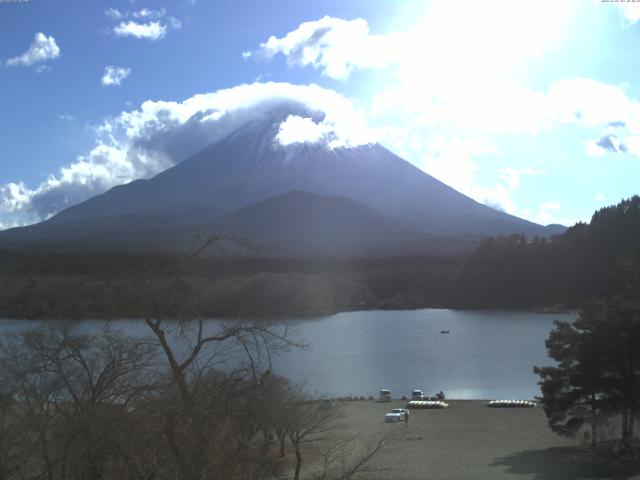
0,309 -> 576,400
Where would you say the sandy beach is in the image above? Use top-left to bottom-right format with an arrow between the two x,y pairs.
320,400 -> 633,480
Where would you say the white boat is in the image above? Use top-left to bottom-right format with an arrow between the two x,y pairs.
406,400 -> 449,409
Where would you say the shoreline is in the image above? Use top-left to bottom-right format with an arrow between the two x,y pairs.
331,400 -> 607,480
0,305 -> 579,322
324,398 -> 540,403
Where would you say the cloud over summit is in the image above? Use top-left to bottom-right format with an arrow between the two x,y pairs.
0,83 -> 372,228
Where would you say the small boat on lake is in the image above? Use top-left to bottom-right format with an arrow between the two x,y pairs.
440,330 -> 450,334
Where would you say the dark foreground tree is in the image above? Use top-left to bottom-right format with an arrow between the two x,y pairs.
598,297 -> 640,442
534,301 -> 611,447
286,391 -> 338,480
0,322 -> 157,479
535,297 -> 640,447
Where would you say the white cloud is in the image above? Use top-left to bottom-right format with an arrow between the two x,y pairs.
536,201 -> 561,225
6,33 -> 60,68
251,16 -> 399,80
498,167 -> 545,192
132,8 -> 166,20
586,140 -> 606,158
34,64 -> 52,74
0,183 -> 34,213
101,66 -> 132,86
275,110 -> 372,149
473,167 -> 546,214
372,76 -> 640,135
250,2 -> 574,85
276,115 -> 329,145
546,79 -> 634,128
105,8 -> 123,20
0,219 -> 23,231
109,7 -> 181,41
253,73 -> 271,83
249,12 -> 640,138
624,136 -> 640,156
596,193 -> 606,202
111,82 -> 372,148
114,21 -> 167,40
167,17 -> 182,30
615,3 -> 640,27
420,137 -> 544,215
586,134 -> 628,157
0,82 -> 373,225
421,136 -> 493,196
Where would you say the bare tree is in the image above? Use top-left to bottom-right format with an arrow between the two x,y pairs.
0,382 -> 22,480
111,233 -> 300,479
269,386 -> 400,480
285,392 -> 341,480
1,326 -> 66,480
0,322 -> 157,480
312,432 -> 398,480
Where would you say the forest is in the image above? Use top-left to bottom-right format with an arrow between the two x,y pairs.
0,196 -> 639,319
454,195 -> 640,308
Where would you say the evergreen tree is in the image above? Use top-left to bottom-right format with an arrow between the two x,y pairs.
535,296 -> 640,447
534,302 -> 610,447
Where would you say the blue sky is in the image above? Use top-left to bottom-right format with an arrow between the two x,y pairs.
1,0 -> 640,229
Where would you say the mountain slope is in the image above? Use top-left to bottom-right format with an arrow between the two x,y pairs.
214,190 -> 407,237
0,102 -> 563,254
212,190 -> 421,255
48,104 -> 555,237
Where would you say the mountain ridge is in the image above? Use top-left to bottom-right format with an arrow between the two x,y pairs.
0,102 -> 565,255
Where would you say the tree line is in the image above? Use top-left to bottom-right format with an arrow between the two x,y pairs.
454,195 -> 640,308
1,196 -> 640,318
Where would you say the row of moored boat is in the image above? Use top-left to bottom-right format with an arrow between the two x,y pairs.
487,400 -> 536,408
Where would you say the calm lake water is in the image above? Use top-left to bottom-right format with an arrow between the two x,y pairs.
0,309 -> 576,400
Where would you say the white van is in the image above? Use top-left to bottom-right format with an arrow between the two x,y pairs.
379,389 -> 392,402
411,389 -> 424,400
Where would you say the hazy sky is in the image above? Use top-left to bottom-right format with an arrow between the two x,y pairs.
1,0 -> 640,229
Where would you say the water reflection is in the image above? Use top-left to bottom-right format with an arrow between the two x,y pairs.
0,309 -> 576,399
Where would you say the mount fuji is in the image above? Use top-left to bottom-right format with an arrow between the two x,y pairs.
0,103 -> 564,255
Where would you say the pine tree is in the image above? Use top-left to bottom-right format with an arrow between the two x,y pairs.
534,302 -> 610,447
535,295 -> 640,447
